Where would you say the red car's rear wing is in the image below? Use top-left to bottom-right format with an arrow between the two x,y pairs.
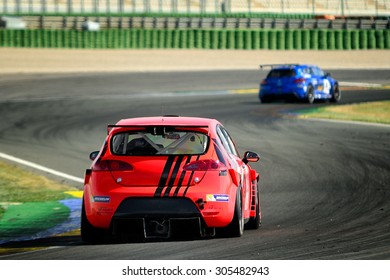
107,125 -> 209,135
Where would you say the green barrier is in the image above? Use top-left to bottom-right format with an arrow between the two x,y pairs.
50,30 -> 56,48
3,29 -> 11,47
156,29 -> 164,49
292,30 -> 301,50
300,29 -> 310,50
310,30 -> 318,50
42,29 -> 48,47
187,29 -> 195,49
285,29 -> 293,50
179,29 -> 186,49
174,29 -> 181,49
194,29 -> 201,49
210,30 -> 218,49
143,29 -> 151,48
376,30 -> 384,49
276,30 -> 285,50
260,30 -> 268,49
367,30 -> 376,49
139,29 -> 146,48
201,30 -> 209,49
351,30 -> 360,50
0,30 -> 3,46
359,30 -> 368,50
218,30 -> 227,49
318,30 -> 327,50
115,29 -> 122,48
13,29 -> 21,47
1,28 -> 389,50
243,30 -> 251,50
66,30 -> 72,48
76,30 -> 83,48
251,30 -> 260,50
235,30 -> 244,49
25,30 -> 32,48
122,29 -> 129,49
121,29 -> 128,48
53,29 -> 59,48
327,30 -> 335,50
385,30 -> 390,49
334,30 -> 343,50
104,30 -> 111,48
268,30 -> 277,50
129,29 -> 136,48
227,30 -> 235,49
343,30 -> 351,50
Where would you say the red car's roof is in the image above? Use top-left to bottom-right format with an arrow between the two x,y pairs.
115,116 -> 220,127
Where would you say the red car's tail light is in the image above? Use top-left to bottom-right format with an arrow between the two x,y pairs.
93,160 -> 133,171
294,78 -> 305,84
183,160 -> 226,171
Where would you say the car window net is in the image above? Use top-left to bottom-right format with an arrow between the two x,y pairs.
111,130 -> 209,156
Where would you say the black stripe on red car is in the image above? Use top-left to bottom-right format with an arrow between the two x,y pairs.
163,155 -> 185,197
154,155 -> 175,197
172,155 -> 192,197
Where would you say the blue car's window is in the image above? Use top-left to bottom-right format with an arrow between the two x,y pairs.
111,131 -> 209,155
267,69 -> 296,78
312,67 -> 325,77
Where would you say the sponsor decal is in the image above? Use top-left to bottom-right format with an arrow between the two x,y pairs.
206,194 -> 229,202
93,196 -> 110,203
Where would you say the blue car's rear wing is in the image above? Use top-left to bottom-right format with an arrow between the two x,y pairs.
260,64 -> 301,69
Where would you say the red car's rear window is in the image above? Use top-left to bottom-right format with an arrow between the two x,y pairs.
110,130 -> 209,156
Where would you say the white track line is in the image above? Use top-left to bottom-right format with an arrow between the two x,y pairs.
0,152 -> 84,183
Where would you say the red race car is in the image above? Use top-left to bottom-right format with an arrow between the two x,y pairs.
82,116 -> 261,242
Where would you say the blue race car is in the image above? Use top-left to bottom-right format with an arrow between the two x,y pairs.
259,64 -> 341,104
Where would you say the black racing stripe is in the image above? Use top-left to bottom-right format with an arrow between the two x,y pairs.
154,155 -> 175,197
163,155 -> 184,197
173,156 -> 192,197
183,155 -> 200,197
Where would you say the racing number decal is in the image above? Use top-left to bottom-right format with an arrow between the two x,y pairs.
323,79 -> 331,94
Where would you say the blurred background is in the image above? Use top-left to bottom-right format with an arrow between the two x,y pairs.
0,1 -> 389,49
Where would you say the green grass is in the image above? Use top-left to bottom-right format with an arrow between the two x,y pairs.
298,101 -> 390,125
0,161 -> 76,220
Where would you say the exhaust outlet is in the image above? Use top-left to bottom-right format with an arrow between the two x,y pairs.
144,218 -> 171,238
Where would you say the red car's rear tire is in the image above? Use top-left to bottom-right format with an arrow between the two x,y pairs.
81,198 -> 107,243
221,189 -> 244,237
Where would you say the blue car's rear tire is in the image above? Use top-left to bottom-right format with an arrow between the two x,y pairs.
260,96 -> 272,103
306,85 -> 315,104
330,84 -> 341,103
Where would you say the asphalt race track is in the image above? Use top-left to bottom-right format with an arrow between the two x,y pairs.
0,69 -> 389,259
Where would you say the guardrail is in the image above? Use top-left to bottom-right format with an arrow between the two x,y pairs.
18,16 -> 390,30
1,28 -> 389,49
